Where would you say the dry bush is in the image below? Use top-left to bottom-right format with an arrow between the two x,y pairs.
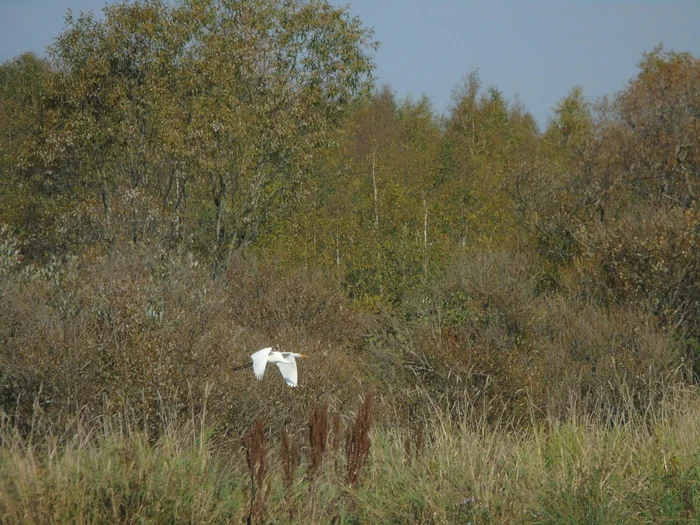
0,246 -> 237,434
381,250 -> 542,425
379,249 -> 686,426
575,205 -> 700,377
222,254 -> 363,346
531,297 -> 682,420
0,243 -> 370,438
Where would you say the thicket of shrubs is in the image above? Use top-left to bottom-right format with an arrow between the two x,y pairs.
0,246 -> 371,436
1,235 -> 690,439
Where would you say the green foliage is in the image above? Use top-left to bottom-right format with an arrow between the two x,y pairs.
442,71 -> 539,250
545,85 -> 593,152
262,87 -> 449,305
0,53 -> 76,261
2,0 -> 376,262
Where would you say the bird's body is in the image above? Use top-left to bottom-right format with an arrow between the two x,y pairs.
250,347 -> 307,387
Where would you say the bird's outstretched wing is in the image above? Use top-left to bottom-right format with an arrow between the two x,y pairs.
250,347 -> 272,380
275,359 -> 298,387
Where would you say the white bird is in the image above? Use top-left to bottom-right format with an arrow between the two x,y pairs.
248,347 -> 308,387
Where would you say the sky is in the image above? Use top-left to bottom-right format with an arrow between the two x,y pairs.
1,0 -> 699,128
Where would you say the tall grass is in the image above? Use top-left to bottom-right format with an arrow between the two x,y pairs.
358,387 -> 700,524
1,386 -> 698,524
0,407 -> 241,524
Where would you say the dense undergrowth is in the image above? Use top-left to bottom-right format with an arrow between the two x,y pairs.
1,243 -> 697,523
1,244 -> 689,437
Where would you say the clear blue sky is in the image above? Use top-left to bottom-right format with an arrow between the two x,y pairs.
2,0 -> 699,128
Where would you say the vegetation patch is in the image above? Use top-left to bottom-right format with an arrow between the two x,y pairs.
1,0 -> 698,522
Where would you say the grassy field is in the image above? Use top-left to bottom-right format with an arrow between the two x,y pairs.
1,386 -> 698,524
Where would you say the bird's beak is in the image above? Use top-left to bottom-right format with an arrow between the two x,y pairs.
299,354 -> 308,358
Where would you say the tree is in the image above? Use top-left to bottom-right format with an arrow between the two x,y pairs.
544,86 -> 592,153
615,45 -> 699,208
263,87 -> 447,305
443,71 -> 539,249
581,46 -> 700,359
0,53 -> 68,260
42,0 -> 376,260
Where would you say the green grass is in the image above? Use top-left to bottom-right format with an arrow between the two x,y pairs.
1,388 -> 698,524
353,392 -> 700,524
0,418 -> 242,524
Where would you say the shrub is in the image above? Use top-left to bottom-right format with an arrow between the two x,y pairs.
0,244 -> 370,436
373,249 -> 686,426
576,204 -> 700,378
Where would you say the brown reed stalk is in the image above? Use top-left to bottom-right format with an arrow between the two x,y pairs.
242,418 -> 269,525
280,427 -> 300,520
307,403 -> 329,524
415,427 -> 425,456
307,403 -> 328,481
345,393 -> 372,488
330,413 -> 342,475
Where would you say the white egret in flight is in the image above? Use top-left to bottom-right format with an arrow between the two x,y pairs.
234,347 -> 308,387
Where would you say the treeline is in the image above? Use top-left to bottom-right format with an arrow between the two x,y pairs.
1,0 -> 699,432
